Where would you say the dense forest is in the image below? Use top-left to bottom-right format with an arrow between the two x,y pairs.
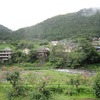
0,8 -> 100,41
12,8 -> 100,41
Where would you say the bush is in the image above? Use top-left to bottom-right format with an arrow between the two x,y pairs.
93,72 -> 100,98
6,71 -> 27,100
32,81 -> 51,100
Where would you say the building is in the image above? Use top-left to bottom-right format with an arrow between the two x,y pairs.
65,43 -> 76,52
37,47 -> 50,66
95,46 -> 100,52
0,48 -> 12,62
51,41 -> 58,46
23,48 -> 30,55
37,47 -> 50,61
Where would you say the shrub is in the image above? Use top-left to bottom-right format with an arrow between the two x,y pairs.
93,72 -> 100,98
6,71 -> 27,100
6,71 -> 20,88
32,81 -> 51,100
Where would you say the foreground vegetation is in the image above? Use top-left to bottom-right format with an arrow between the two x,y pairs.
0,67 -> 100,100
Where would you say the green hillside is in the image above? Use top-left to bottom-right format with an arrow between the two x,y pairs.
12,8 -> 100,41
0,8 -> 100,41
0,24 -> 12,41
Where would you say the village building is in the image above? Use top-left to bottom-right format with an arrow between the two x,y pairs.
37,47 -> 50,61
0,48 -> 12,62
37,47 -> 50,66
95,46 -> 100,52
23,48 -> 30,55
92,37 -> 100,52
51,41 -> 58,46
65,43 -> 76,52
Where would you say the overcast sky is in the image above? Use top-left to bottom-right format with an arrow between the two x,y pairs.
0,0 -> 100,30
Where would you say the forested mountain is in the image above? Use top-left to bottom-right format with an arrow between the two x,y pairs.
12,8 -> 100,40
1,8 -> 100,41
0,24 -> 12,41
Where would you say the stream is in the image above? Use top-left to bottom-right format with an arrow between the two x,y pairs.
57,69 -> 96,76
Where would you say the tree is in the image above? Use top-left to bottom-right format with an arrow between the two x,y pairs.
65,38 -> 100,68
70,38 -> 100,67
16,40 -> 34,49
11,50 -> 28,63
78,38 -> 100,64
93,72 -> 100,98
49,44 -> 68,68
28,49 -> 38,63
